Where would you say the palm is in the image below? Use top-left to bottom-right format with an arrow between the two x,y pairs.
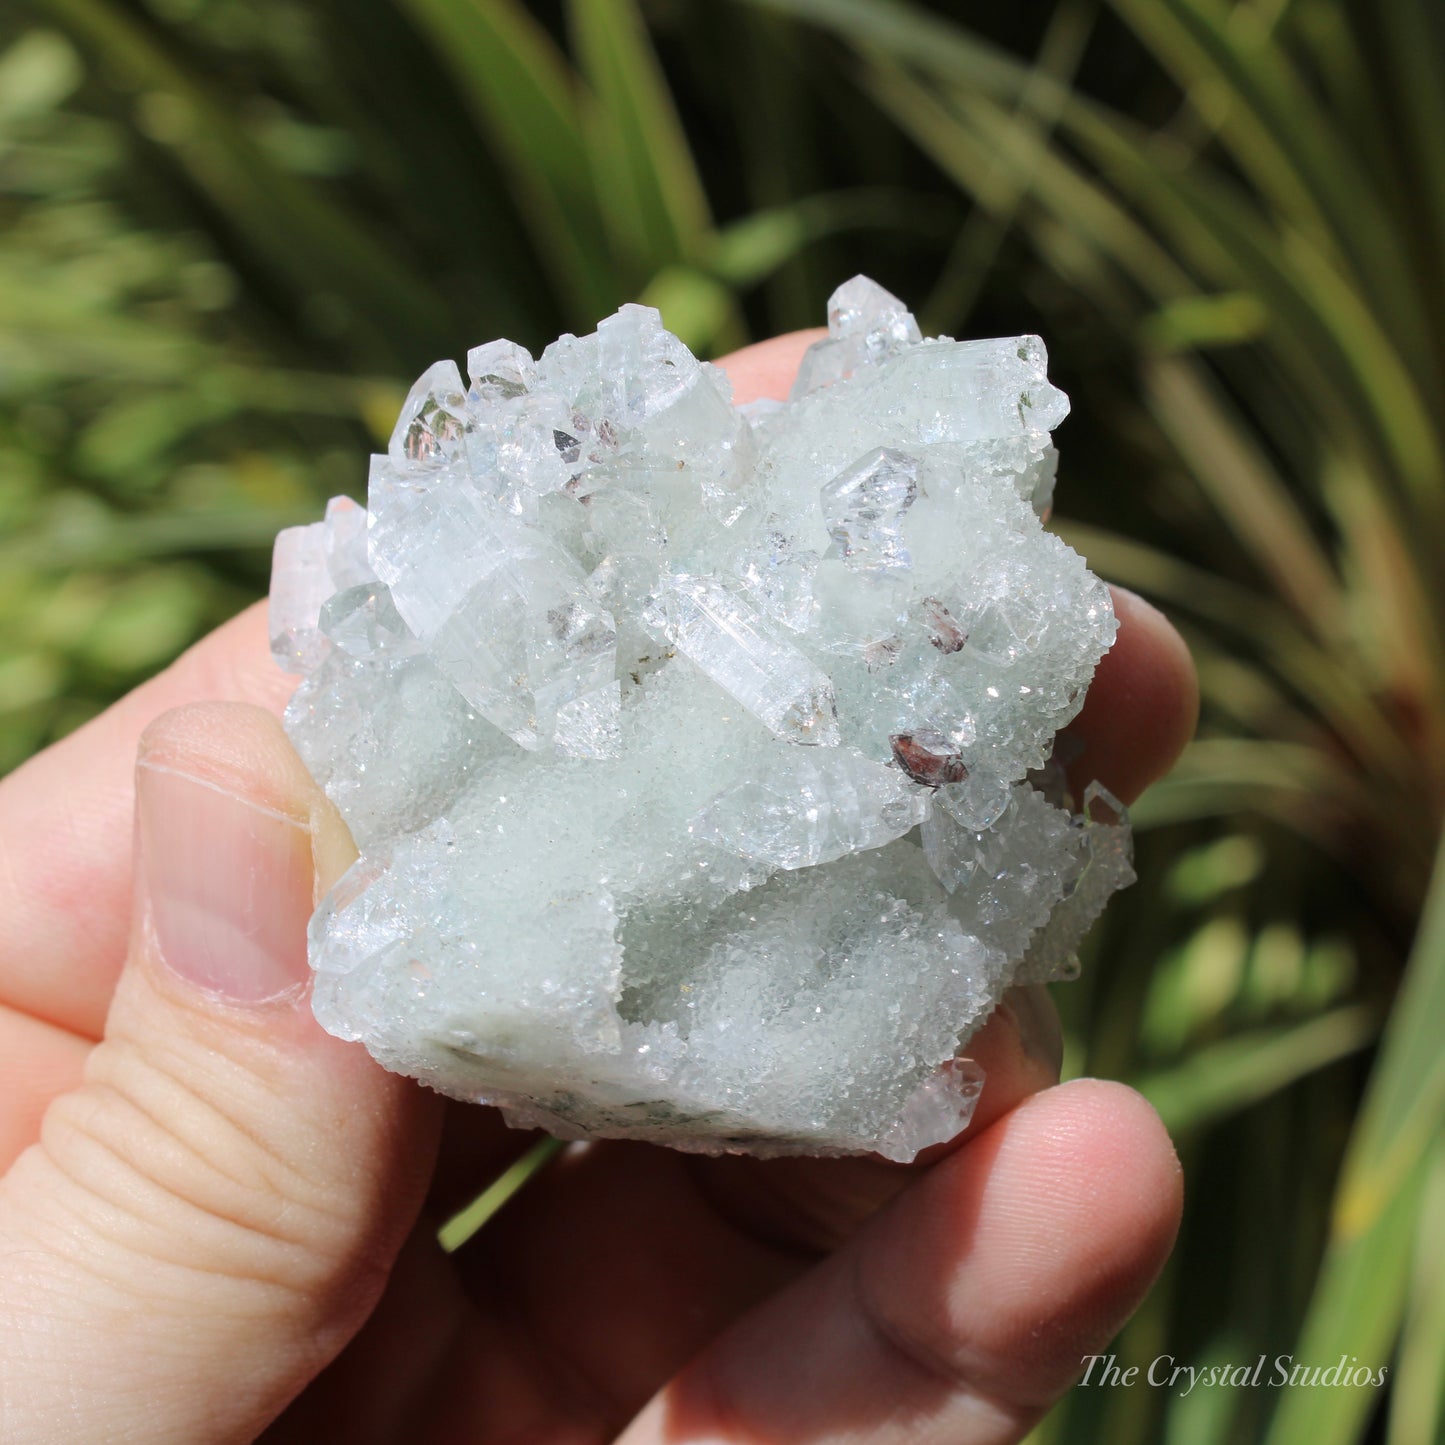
0,333 -> 1197,1444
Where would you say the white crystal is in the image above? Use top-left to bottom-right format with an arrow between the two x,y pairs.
939,769 -> 1013,831
691,749 -> 930,869
467,338 -> 535,404
643,574 -> 839,745
319,583 -> 419,661
322,495 -> 372,589
269,495 -> 385,674
1020,782 -> 1136,983
791,275 -> 923,399
730,528 -> 818,633
821,447 -> 920,574
369,482 -> 618,753
389,359 -> 470,469
268,521 -> 331,674
271,278 -> 1130,1161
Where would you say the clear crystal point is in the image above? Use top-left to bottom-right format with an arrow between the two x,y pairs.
692,750 -> 930,869
320,582 -> 419,661
821,447 -> 920,573
643,574 -> 840,745
269,521 -> 332,674
390,359 -> 470,469
467,338 -> 535,405
827,274 -> 923,351
791,276 -> 924,400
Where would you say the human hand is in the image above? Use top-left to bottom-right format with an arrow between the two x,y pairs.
0,330 -> 1198,1444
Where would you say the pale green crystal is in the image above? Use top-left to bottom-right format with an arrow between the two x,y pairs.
268,275 -> 1130,1161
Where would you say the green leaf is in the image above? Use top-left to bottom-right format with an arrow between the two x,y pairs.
706,187 -> 955,288
1375,0 -> 1445,286
743,0 -> 1047,103
1139,353 -> 1342,635
1140,292 -> 1269,352
1057,523 -> 1419,810
1134,1004 -> 1379,1136
1268,833 -> 1445,1444
1105,0 -> 1429,380
1389,1137 -> 1445,1445
395,0 -> 617,320
568,0 -> 713,277
0,506 -> 314,574
438,1136 -> 565,1252
36,0 -> 450,367
921,0 -> 1094,328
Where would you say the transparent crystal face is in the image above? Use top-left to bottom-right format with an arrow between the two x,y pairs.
268,277 -> 1133,1161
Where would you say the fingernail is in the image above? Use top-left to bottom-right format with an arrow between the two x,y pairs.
136,761 -> 314,1003
1111,583 -> 1164,622
1001,983 -> 1064,1078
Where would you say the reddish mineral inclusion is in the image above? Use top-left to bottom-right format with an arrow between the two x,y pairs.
890,730 -> 969,787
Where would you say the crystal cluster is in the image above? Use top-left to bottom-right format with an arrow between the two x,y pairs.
270,277 -> 1133,1161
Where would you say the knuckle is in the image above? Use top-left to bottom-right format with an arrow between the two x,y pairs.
23,1030 -> 376,1310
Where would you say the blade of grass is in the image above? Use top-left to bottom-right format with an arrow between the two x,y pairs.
568,0 -> 713,276
1125,739 -> 1369,841
1141,352 -> 1343,636
1323,454 -> 1445,762
437,1136 -> 566,1252
896,69 -> 1420,535
1267,832 -> 1445,1445
395,0 -> 617,321
36,0 -> 448,366
1133,1004 -> 1379,1136
1373,0 -> 1445,374
1106,0 -> 1429,378
864,62 -> 1193,309
742,0 -> 1052,105
1388,1135 -> 1445,1445
761,0 -> 1432,394
707,187 -> 957,289
920,0 -> 1095,331
1058,523 -> 1422,808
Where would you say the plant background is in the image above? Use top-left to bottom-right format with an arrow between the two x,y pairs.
2,1 -> 1442,1440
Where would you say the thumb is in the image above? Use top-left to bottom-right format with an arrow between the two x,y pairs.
0,702 -> 441,1444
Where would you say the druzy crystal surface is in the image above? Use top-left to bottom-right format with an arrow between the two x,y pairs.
270,277 -> 1133,1160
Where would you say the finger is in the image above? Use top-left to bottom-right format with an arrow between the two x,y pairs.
715,328 -> 826,404
684,982 -> 1062,1260
618,1080 -> 1183,1445
0,602 -> 290,1039
443,981 -> 1062,1437
1061,585 -> 1199,807
0,1006 -> 90,1173
0,702 -> 441,1445
664,589 -> 1193,1259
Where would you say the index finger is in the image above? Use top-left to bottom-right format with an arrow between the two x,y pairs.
0,604 -> 292,1037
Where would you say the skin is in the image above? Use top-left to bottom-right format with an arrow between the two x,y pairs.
0,331 -> 1198,1444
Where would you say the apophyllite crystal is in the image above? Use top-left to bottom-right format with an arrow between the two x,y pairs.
269,277 -> 1134,1160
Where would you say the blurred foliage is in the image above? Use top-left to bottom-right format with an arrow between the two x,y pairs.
2,1 -> 1443,1441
